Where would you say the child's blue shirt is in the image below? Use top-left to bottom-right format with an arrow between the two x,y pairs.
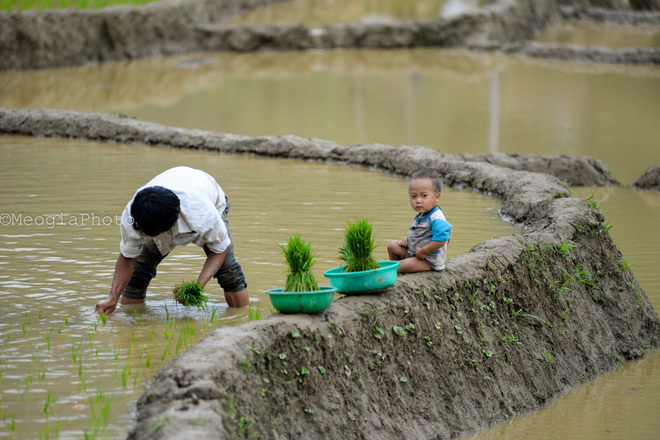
407,206 -> 452,270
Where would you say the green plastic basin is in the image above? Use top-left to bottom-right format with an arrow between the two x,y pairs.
265,286 -> 336,314
323,260 -> 400,295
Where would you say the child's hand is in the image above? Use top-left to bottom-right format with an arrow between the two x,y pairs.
415,247 -> 427,260
399,237 -> 408,247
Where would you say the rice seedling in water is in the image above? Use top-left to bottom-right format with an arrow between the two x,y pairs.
172,280 -> 209,309
175,331 -> 185,355
86,388 -> 111,439
160,341 -> 171,361
71,339 -> 82,363
88,330 -> 95,350
148,323 -> 156,345
121,363 -> 129,389
43,391 -> 56,419
22,312 -> 30,334
185,318 -> 195,337
45,326 -> 54,352
279,234 -> 320,292
338,217 -> 380,272
248,303 -> 262,321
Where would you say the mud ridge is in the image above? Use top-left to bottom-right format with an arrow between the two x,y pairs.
448,152 -> 619,187
2,0 -> 660,70
560,5 -> 660,25
499,41 -> 660,65
632,165 -> 660,191
0,0 -> 290,70
1,107 -> 658,439
0,108 -> 618,189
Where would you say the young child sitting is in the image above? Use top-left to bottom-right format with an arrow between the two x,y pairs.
387,172 -> 452,273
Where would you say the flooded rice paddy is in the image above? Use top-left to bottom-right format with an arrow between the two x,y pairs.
1,34 -> 660,440
1,48 -> 659,184
0,136 -> 517,439
537,20 -> 660,49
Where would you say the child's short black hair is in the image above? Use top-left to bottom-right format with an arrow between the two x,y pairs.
410,172 -> 443,193
131,186 -> 180,237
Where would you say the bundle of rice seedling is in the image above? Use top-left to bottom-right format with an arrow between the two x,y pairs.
339,217 -> 381,272
279,234 -> 320,292
172,280 -> 209,309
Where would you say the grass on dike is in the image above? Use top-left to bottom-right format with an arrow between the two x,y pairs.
1,0 -> 158,11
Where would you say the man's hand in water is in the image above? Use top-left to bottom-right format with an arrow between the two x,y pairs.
97,254 -> 136,314
95,296 -> 118,315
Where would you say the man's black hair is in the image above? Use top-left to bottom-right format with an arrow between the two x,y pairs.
131,186 -> 180,237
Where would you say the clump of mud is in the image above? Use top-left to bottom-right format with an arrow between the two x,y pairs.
632,165 -> 660,190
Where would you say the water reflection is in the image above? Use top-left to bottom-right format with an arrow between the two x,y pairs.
1,48 -> 658,184
537,20 -> 660,49
489,70 -> 500,152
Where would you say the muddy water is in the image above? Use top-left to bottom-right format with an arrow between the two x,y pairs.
1,49 -> 659,184
460,351 -> 660,440
1,47 -> 660,439
0,136 -> 517,439
218,0 -> 468,27
537,20 -> 660,49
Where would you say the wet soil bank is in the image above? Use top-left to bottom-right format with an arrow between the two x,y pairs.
632,165 -> 660,190
2,108 -> 659,439
0,0 -> 288,70
3,0 -> 659,71
448,152 -> 619,187
561,4 -> 660,25
498,40 -> 660,64
476,3 -> 660,64
0,108 -> 622,188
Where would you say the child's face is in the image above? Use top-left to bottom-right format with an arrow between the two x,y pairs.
409,178 -> 441,215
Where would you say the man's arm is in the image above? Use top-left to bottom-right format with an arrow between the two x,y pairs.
196,249 -> 228,288
95,254 -> 136,314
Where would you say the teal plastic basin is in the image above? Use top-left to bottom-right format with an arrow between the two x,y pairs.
323,260 -> 400,295
265,286 -> 336,314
